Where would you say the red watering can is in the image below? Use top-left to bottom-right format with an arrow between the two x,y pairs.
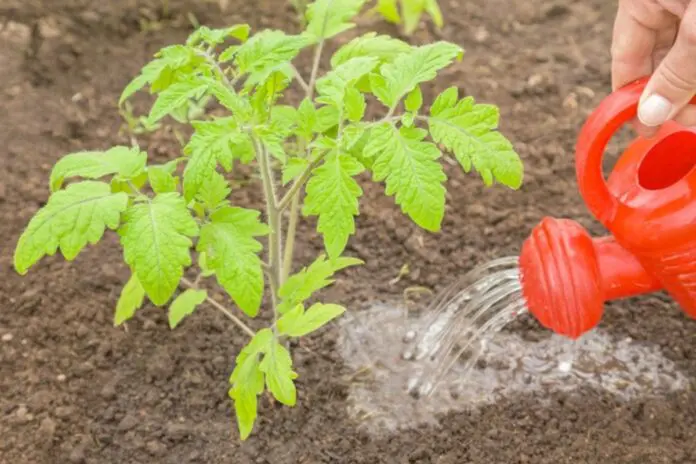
520,76 -> 696,339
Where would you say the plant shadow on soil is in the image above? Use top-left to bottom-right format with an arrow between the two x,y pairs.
1,0 -> 696,463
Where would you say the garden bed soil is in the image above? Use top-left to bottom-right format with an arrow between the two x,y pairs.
2,0 -> 696,463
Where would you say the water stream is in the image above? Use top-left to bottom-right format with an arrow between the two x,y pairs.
336,258 -> 689,435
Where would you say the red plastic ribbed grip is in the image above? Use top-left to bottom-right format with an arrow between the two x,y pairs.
519,217 -> 661,339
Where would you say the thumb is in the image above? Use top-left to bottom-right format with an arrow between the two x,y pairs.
638,3 -> 696,128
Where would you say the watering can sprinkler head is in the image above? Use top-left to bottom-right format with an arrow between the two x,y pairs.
519,76 -> 696,339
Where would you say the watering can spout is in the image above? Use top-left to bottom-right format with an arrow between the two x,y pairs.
519,218 -> 661,339
520,76 -> 696,339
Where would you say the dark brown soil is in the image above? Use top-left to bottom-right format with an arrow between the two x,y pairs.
2,0 -> 696,463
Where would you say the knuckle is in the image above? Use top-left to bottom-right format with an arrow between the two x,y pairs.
659,59 -> 696,91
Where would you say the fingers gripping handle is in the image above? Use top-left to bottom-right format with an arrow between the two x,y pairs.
576,77 -> 696,227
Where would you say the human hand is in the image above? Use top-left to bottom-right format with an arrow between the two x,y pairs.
611,0 -> 696,137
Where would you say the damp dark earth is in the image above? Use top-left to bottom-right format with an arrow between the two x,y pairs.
2,1 -> 696,463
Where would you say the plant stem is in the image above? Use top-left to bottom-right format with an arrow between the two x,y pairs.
279,37 -> 325,281
282,193 -> 301,281
181,278 -> 255,337
254,137 -> 282,325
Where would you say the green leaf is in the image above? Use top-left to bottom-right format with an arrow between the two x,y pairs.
282,157 -> 309,185
195,171 -> 231,211
405,85 -> 423,112
235,30 -> 309,79
183,117 -> 253,201
114,273 -> 146,326
375,0 -> 401,23
187,24 -> 250,47
425,0 -> 444,28
402,0 -> 426,34
14,181 -> 128,274
364,124 -> 446,231
373,42 -> 463,107
305,0 -> 367,41
229,329 -> 273,440
168,288 -> 208,329
258,340 -> 297,406
119,59 -> 167,105
296,98 -> 317,139
278,255 -> 362,313
278,302 -> 346,337
303,153 -> 364,259
208,80 -> 253,120
316,106 -> 340,133
344,88 -> 366,122
148,166 -> 178,194
428,89 -> 523,188
197,207 -> 269,316
148,78 -> 210,124
331,32 -> 411,68
316,56 -> 378,108
50,146 -> 147,192
119,193 -> 199,306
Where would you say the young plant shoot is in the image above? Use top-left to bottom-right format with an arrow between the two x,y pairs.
373,0 -> 444,35
12,0 -> 522,440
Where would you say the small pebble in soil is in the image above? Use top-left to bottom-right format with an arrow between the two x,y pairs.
2,333 -> 13,342
38,417 -> 57,445
146,440 -> 166,456
56,374 -> 67,382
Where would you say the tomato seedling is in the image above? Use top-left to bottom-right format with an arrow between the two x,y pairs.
13,0 -> 522,440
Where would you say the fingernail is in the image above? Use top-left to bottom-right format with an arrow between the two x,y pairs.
638,94 -> 672,127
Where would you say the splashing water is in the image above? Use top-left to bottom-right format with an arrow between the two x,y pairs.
403,257 -> 528,397
336,258 -> 688,435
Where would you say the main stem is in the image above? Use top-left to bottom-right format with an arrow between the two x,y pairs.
281,38 -> 325,282
255,139 -> 282,325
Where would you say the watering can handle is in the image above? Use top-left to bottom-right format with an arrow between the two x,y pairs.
575,77 -> 696,227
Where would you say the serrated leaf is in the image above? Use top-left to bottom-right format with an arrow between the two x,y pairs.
373,42 -> 462,107
344,88 -> 366,122
195,171 -> 231,211
278,302 -> 346,337
282,157 -> 309,185
316,106 -> 340,132
303,153 -> 364,259
183,118 -> 253,201
364,124 -> 446,231
427,92 -> 523,188
316,56 -> 378,108
258,340 -> 297,406
114,273 -> 146,326
119,193 -> 199,306
187,24 -> 250,47
168,288 -> 207,329
50,146 -> 147,192
405,85 -> 423,112
119,59 -> 168,105
14,181 -> 128,274
425,0 -> 444,28
297,98 -> 317,139
278,255 -> 362,313
236,30 -> 309,80
197,207 -> 268,316
331,32 -> 411,68
305,0 -> 367,41
208,80 -> 252,120
148,78 -> 210,124
402,0 -> 426,34
148,166 -> 178,194
229,329 -> 272,440
375,0 -> 401,23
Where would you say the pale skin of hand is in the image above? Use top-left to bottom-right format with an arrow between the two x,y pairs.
612,0 -> 696,137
